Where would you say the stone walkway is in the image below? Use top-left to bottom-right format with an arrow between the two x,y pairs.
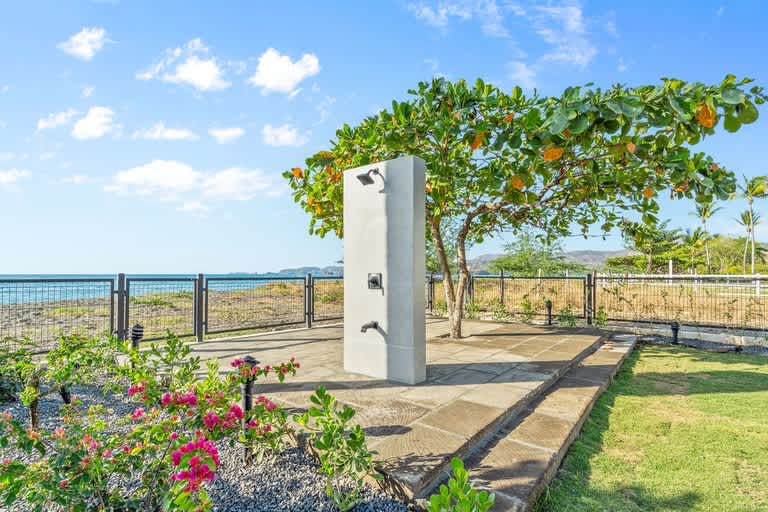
191,318 -> 613,503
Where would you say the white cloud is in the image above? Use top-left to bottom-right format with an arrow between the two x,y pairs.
63,174 -> 90,185
208,127 -> 244,144
262,124 -> 307,147
617,57 -> 627,72
0,152 -> 14,161
716,6 -> 725,16
57,27 -> 109,60
1,85 -> 8,95
533,4 -> 596,68
105,160 -> 201,198
72,106 -> 117,140
105,160 -> 278,210
507,61 -> 536,89
202,168 -> 271,200
132,122 -> 199,141
37,109 -> 79,132
40,152 -> 56,160
0,169 -> 29,189
407,0 -> 511,37
81,86 -> 95,98
137,38 -> 230,92
248,48 -> 320,95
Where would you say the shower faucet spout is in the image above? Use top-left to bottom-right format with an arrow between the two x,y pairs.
360,321 -> 379,333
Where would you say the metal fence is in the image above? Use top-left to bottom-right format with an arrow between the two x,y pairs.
593,274 -> 768,330
0,278 -> 114,351
427,272 -> 768,331
0,273 -> 345,349
4,271 -> 768,350
427,274 -> 587,319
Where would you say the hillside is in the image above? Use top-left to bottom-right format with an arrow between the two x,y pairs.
467,249 -> 633,273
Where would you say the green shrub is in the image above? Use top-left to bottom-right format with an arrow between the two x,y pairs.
557,305 -> 577,327
519,297 -> 535,323
294,386 -> 380,511
427,458 -> 495,512
490,300 -> 510,321
594,306 -> 608,327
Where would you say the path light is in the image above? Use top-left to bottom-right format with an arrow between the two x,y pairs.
130,324 -> 144,351
240,355 -> 261,464
356,168 -> 380,186
546,300 -> 553,325
670,321 -> 680,345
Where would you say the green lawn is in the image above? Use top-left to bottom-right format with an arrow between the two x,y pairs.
535,344 -> 768,512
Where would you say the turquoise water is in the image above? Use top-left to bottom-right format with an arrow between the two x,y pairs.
0,273 -> 316,304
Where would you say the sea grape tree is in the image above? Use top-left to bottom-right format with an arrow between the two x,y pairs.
284,75 -> 765,338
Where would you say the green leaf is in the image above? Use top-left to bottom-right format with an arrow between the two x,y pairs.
721,87 -> 745,105
568,115 -> 590,135
547,109 -> 569,134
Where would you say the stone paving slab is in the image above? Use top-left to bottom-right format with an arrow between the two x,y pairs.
465,335 -> 637,511
187,320 -> 606,501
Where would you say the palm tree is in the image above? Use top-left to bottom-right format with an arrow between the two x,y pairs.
737,176 -> 768,274
691,202 -> 722,273
735,210 -> 761,273
682,228 -> 707,273
621,220 -> 681,273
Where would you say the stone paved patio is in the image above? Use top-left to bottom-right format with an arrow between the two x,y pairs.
192,318 -> 607,500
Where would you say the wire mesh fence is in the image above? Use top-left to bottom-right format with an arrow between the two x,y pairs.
428,275 -> 586,320
0,278 -> 114,351
594,274 -> 768,330
5,271 -> 767,351
312,277 -> 344,322
125,278 -> 197,341
205,277 -> 305,334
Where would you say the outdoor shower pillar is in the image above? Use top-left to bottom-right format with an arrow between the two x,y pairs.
343,156 -> 426,385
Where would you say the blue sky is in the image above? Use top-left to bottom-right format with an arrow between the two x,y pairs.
1,0 -> 767,274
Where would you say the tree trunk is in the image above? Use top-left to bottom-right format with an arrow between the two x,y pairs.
704,220 -> 711,273
645,251 -> 653,274
429,217 -> 462,338
743,233 -> 750,273
750,203 -> 757,275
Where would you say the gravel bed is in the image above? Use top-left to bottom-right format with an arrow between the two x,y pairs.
0,384 -> 412,512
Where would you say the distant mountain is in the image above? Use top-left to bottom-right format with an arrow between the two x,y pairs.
467,249 -> 634,273
276,265 -> 343,277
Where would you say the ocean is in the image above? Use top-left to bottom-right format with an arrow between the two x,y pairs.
0,273 -> 321,305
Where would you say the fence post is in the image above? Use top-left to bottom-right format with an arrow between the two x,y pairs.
304,273 -> 313,328
428,273 -> 434,312
467,273 -> 474,303
499,269 -> 505,306
195,273 -> 205,343
116,273 -> 126,341
586,273 -> 593,325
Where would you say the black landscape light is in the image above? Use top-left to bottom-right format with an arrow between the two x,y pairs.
240,355 -> 261,463
546,300 -> 553,325
670,321 -> 680,345
356,168 -> 380,186
130,324 -> 144,351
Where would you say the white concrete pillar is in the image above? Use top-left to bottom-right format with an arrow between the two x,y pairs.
342,156 -> 426,385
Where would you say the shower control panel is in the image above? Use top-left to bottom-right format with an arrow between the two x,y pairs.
368,273 -> 382,289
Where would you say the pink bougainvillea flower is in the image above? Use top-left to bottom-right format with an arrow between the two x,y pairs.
202,412 -> 219,429
231,358 -> 244,368
131,408 -> 145,420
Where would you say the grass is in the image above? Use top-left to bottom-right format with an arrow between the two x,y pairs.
535,344 -> 768,512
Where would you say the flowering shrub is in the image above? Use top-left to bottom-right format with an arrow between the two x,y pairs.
0,331 -> 299,511
294,386 -> 381,511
